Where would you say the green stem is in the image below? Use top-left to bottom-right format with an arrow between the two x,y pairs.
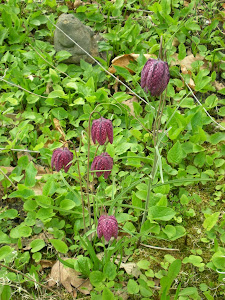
87,111 -> 102,229
70,141 -> 87,233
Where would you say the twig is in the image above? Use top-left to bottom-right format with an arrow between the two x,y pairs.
29,43 -> 71,78
181,74 -> 225,131
0,168 -> 17,189
0,262 -> 60,297
0,78 -> 48,99
140,243 -> 180,251
0,148 -> 39,153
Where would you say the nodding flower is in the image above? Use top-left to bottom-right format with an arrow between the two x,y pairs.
91,117 -> 113,145
91,152 -> 113,179
141,58 -> 170,96
97,215 -> 118,242
51,147 -> 73,173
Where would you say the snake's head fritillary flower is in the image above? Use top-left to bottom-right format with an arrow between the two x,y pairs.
91,117 -> 113,145
141,58 -> 170,96
97,215 -> 118,242
91,152 -> 113,179
51,147 -> 73,173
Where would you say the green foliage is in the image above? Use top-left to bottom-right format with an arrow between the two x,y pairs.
0,0 -> 225,298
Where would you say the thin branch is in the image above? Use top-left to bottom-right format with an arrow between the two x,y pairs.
0,77 -> 48,99
181,74 -> 225,131
140,243 -> 180,251
0,262 -> 60,297
0,148 -> 39,153
0,168 -> 17,189
29,43 -> 71,78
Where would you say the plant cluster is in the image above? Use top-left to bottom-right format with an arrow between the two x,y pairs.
0,0 -> 225,299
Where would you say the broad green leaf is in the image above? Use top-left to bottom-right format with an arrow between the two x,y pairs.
137,260 -> 150,270
51,107 -> 68,119
167,141 -> 183,165
102,287 -> 114,300
149,206 -> 175,221
30,239 -> 45,253
50,239 -> 68,254
0,246 -> 13,261
60,199 -> 76,210
55,50 -> 72,61
0,285 -> 11,300
178,43 -> 186,60
127,279 -> 139,294
89,271 -> 105,286
203,212 -> 220,231
10,225 -> 32,239
103,261 -> 117,280
25,162 -> 37,187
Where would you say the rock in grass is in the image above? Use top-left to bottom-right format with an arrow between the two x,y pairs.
54,13 -> 99,64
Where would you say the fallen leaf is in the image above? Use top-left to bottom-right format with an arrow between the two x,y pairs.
171,53 -> 210,71
120,262 -> 141,278
40,259 -> 56,269
53,118 -> 67,145
213,81 -> 225,91
122,96 -> 138,117
109,53 -> 156,74
48,259 -> 92,295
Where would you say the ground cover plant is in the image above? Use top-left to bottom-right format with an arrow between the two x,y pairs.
0,0 -> 225,299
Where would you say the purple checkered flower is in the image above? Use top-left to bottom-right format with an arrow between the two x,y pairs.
51,147 -> 73,173
91,117 -> 113,145
91,152 -> 113,179
141,58 -> 170,96
97,215 -> 118,242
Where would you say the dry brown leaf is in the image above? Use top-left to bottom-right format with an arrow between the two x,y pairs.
53,118 -> 67,145
171,53 -> 209,71
120,262 -> 141,278
172,37 -> 179,47
40,259 -> 56,269
33,181 -> 44,195
183,1 -> 190,7
73,0 -> 82,9
48,259 -> 92,295
213,81 -> 225,91
109,53 -> 156,74
115,290 -> 129,300
122,96 -> 138,117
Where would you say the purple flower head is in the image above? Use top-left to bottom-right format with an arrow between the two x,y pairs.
51,147 -> 73,173
97,215 -> 118,242
141,58 -> 170,96
91,117 -> 113,145
91,152 -> 113,179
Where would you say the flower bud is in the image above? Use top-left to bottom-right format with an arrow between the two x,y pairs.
141,58 -> 170,96
91,152 -> 113,179
97,215 -> 118,242
51,147 -> 73,173
91,117 -> 113,145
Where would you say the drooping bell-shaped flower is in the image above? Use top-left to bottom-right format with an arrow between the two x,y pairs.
51,147 -> 73,173
97,215 -> 118,242
91,152 -> 113,179
141,58 -> 170,96
91,117 -> 113,145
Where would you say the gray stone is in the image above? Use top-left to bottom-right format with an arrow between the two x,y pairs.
54,14 -> 99,64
